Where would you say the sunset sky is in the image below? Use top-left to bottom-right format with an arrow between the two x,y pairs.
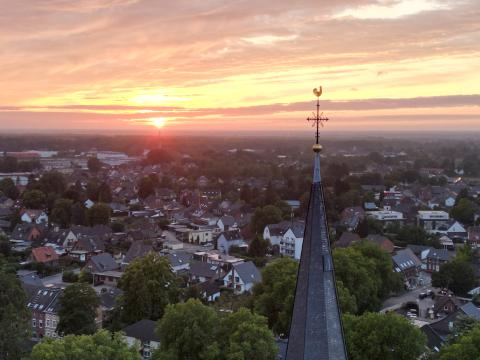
0,0 -> 479,134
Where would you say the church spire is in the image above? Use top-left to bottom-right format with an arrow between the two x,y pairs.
285,87 -> 348,360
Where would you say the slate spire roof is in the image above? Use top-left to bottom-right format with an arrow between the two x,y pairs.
286,148 -> 348,360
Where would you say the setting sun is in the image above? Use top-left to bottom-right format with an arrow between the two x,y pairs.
152,117 -> 167,129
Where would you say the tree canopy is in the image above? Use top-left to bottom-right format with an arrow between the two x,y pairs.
153,300 -> 277,360
118,252 -> 179,324
437,323 -> 480,360
87,203 -> 111,226
250,205 -> 282,236
30,330 -> 141,360
87,157 -> 102,173
333,241 -> 403,314
57,283 -> 100,336
253,257 -> 297,336
343,312 -> 425,360
431,259 -> 476,295
0,270 -> 30,360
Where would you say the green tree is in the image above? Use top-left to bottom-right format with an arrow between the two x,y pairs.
30,330 -> 141,360
145,149 -> 172,165
221,308 -> 277,360
0,178 -> 19,199
153,299 -> 220,360
111,221 -> 125,232
337,280 -> 358,314
71,201 -> 87,225
437,323 -> 480,360
333,247 -> 381,313
57,283 -> 100,336
87,203 -> 111,226
87,157 -> 102,173
343,312 -> 426,360
38,171 -> 67,197
396,225 -> 438,247
22,189 -> 46,209
253,258 -> 297,335
0,234 -> 11,257
118,252 -> 179,324
51,198 -> 73,228
138,176 -> 155,199
0,271 -> 30,360
97,182 -> 112,203
251,205 -> 282,235
354,241 -> 403,298
450,198 -> 476,225
248,236 -> 269,258
431,259 -> 476,295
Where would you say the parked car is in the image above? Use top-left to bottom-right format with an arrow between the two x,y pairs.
419,292 -> 428,299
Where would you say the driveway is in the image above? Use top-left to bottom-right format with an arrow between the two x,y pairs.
382,285 -> 436,319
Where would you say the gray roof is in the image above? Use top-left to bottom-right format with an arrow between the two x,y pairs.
26,287 -> 63,314
426,248 -> 453,262
189,260 -> 219,279
123,319 -> 160,343
233,261 -> 261,284
392,248 -> 421,272
88,253 -> 119,272
460,302 -> 480,320
286,151 -> 347,360
123,241 -> 154,264
219,215 -> 235,226
219,229 -> 242,242
167,252 -> 192,268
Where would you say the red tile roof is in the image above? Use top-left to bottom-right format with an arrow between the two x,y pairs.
31,246 -> 59,263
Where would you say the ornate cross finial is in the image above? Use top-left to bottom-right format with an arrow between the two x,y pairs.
307,86 -> 329,145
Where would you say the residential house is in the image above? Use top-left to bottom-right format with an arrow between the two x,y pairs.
123,319 -> 160,359
263,221 -> 290,247
339,206 -> 365,232
21,209 -> 48,224
92,270 -> 123,287
188,228 -> 213,245
27,287 -> 63,339
11,223 -> 45,244
217,230 -> 245,255
188,260 -> 220,283
366,234 -> 395,254
167,252 -> 192,273
279,222 -> 305,260
425,249 -> 454,272
392,248 -> 422,288
422,302 -> 480,351
216,215 -> 237,232
29,246 -> 59,266
198,281 -> 221,302
223,261 -> 262,294
468,226 -> 480,248
436,220 -> 467,241
71,237 -> 105,261
122,241 -> 154,267
84,253 -> 119,273
434,294 -> 461,317
333,232 -> 360,249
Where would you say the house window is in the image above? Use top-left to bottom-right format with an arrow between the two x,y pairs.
235,277 -> 240,282
32,319 -> 36,328
53,320 -> 57,328
444,305 -> 449,311
46,319 -> 51,327
39,320 -> 43,328
46,331 -> 50,337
